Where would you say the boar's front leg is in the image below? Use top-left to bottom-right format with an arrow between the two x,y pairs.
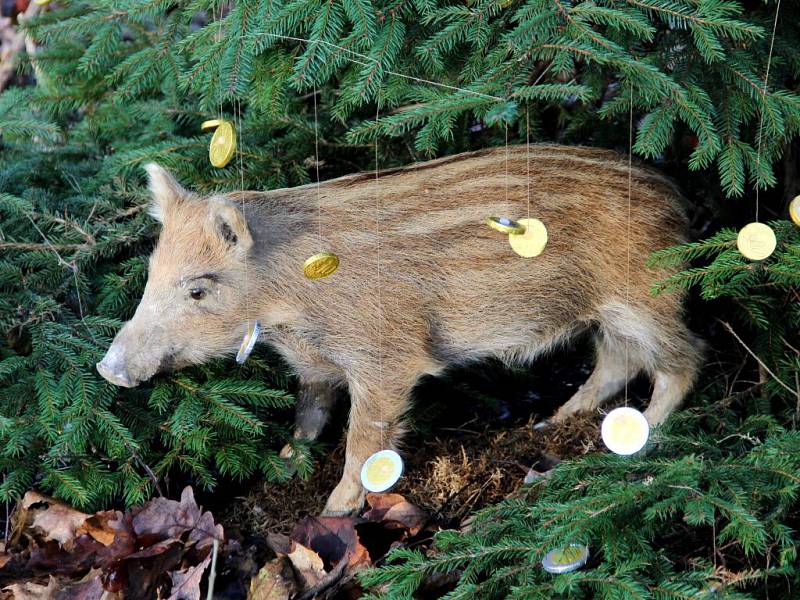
280,380 -> 341,465
293,379 -> 341,442
323,368 -> 419,516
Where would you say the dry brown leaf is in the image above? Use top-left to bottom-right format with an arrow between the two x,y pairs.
247,558 -> 298,600
2,486 -> 222,600
53,569 -> 114,600
166,555 -> 211,600
75,511 -> 119,547
363,493 -> 428,536
287,541 -> 326,590
2,577 -> 58,600
291,516 -> 370,571
132,487 -> 202,541
9,492 -> 89,549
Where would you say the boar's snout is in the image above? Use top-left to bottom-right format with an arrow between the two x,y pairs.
96,345 -> 136,388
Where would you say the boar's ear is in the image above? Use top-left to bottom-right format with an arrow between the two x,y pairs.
207,197 -> 253,254
144,163 -> 187,223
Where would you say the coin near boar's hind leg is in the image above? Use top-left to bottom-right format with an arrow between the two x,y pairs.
322,368 -> 420,517
554,334 -> 641,420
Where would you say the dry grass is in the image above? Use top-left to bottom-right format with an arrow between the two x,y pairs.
226,413 -> 602,536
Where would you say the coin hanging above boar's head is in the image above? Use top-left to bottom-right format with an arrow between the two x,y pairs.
97,164 -> 258,388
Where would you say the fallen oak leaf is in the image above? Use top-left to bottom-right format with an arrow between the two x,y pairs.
247,558 -> 298,600
26,536 -> 103,576
10,492 -> 89,550
132,487 -> 202,544
2,577 -> 58,600
75,511 -> 119,547
363,493 -> 428,537
95,512 -> 136,568
286,542 -> 326,590
186,510 -> 223,558
54,569 -> 116,600
291,516 -> 370,571
122,538 -> 182,561
166,555 -> 210,600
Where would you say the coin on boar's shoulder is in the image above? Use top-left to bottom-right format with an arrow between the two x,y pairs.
542,544 -> 589,574
736,222 -> 776,261
235,320 -> 261,364
601,406 -> 649,456
360,449 -> 403,493
508,217 -> 548,257
789,195 -> 800,227
208,120 -> 236,168
486,216 -> 525,235
303,251 -> 340,280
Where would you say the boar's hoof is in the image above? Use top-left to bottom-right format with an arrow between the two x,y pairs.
279,443 -> 298,477
322,482 -> 365,517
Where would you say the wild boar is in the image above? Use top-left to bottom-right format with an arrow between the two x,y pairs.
97,145 -> 702,515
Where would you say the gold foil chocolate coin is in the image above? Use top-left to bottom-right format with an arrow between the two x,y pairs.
789,195 -> 800,227
542,544 -> 589,574
303,252 -> 340,279
509,217 -> 548,257
360,450 -> 404,493
486,216 -> 525,235
736,222 -> 776,261
209,120 -> 236,168
601,407 -> 649,456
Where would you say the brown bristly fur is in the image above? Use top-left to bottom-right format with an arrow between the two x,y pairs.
98,145 -> 703,515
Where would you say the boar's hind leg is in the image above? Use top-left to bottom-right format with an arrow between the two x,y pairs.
322,369 -> 420,517
554,332 -> 641,421
643,323 -> 703,426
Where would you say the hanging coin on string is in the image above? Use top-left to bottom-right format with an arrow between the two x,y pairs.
303,83 -> 340,280
601,83 -> 650,456
736,222 -> 776,261
484,110 -> 549,258
790,195 -> 800,227
736,1 -> 782,262
601,406 -> 650,455
360,89 -> 404,495
202,119 -> 237,169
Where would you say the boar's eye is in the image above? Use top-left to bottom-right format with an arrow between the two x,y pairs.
190,288 -> 207,301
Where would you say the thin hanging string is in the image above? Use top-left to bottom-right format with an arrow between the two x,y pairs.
754,0 -> 782,223
526,104 -> 530,220
258,33 -> 503,102
374,89 -> 385,449
216,2 -> 224,121
313,83 -> 322,251
504,124 -> 509,207
624,83 -> 633,407
234,96 -> 251,327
